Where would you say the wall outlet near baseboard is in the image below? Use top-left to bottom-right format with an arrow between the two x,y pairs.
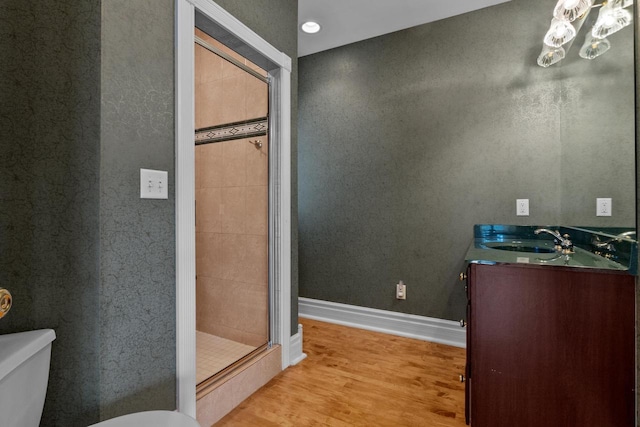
396,281 -> 407,300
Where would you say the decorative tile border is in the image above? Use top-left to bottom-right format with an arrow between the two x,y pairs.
195,117 -> 268,145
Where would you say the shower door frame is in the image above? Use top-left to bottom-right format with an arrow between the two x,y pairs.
175,0 -> 292,418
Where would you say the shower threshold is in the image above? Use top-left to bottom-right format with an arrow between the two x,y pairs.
196,332 -> 270,399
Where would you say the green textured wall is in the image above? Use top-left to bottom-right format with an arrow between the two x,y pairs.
0,1 -> 299,425
0,1 -> 102,425
0,0 -> 177,424
99,0 -> 177,419
298,0 -> 635,320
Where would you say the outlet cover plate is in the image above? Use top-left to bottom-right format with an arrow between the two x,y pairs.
516,199 -> 529,216
596,198 -> 612,216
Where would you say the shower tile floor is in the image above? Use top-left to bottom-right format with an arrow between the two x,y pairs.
196,331 -> 257,384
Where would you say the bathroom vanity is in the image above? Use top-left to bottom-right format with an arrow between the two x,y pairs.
462,225 -> 636,427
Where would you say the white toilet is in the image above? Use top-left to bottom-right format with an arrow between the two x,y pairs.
0,330 -> 201,427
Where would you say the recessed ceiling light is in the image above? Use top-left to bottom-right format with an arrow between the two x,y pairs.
301,21 -> 321,34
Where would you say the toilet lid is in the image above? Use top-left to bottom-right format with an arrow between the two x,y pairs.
89,410 -> 201,427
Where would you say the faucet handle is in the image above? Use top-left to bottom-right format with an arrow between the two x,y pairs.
560,234 -> 574,253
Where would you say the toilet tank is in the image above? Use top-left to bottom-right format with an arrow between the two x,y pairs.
0,329 -> 56,427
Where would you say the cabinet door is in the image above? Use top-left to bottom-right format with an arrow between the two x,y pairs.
464,264 -> 472,426
465,300 -> 471,426
469,263 -> 635,427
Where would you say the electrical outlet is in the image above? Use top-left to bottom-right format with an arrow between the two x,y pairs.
396,281 -> 407,300
596,198 -> 612,217
516,199 -> 529,216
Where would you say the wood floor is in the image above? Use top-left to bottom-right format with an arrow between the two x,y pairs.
215,318 -> 467,426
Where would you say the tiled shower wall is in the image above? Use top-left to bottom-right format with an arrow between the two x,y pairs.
195,29 -> 269,348
211,0 -> 299,338
195,29 -> 268,129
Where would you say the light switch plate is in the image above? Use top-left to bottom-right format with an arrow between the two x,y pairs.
140,169 -> 168,199
516,199 -> 529,216
596,198 -> 612,216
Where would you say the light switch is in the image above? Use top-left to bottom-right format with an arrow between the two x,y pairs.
140,169 -> 168,199
596,198 -> 612,216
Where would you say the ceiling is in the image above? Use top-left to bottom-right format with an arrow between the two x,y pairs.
298,0 -> 512,57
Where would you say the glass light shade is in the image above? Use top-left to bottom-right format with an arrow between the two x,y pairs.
611,0 -> 634,8
591,4 -> 632,38
543,19 -> 577,47
579,36 -> 611,59
537,45 -> 566,68
553,0 -> 594,22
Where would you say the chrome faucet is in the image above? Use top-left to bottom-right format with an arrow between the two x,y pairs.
615,231 -> 636,239
592,236 -> 616,251
534,228 -> 574,254
536,253 -> 571,265
592,230 -> 636,251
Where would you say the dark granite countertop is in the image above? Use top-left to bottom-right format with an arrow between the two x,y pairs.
466,224 -> 637,275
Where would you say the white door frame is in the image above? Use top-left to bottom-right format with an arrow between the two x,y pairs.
175,0 -> 292,417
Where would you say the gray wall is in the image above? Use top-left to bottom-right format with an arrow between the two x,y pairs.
298,0 -> 635,320
213,0 -> 300,335
99,0 -> 176,420
0,0 -> 299,425
0,1 -> 102,426
0,0 -> 176,424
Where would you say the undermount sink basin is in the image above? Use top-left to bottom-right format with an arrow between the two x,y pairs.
480,241 -> 557,254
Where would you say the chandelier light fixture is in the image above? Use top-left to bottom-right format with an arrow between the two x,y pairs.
544,19 -> 577,47
591,1 -> 632,38
578,36 -> 611,59
537,45 -> 566,67
554,0 -> 595,22
538,0 -> 633,68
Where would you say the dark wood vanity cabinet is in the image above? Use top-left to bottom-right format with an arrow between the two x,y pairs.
464,263 -> 635,427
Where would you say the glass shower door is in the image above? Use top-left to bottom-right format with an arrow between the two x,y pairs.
193,26 -> 270,388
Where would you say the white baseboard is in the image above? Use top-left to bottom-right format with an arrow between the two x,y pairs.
298,297 -> 466,348
289,323 -> 307,365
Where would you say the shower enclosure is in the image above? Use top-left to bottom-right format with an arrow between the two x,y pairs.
193,27 -> 270,392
